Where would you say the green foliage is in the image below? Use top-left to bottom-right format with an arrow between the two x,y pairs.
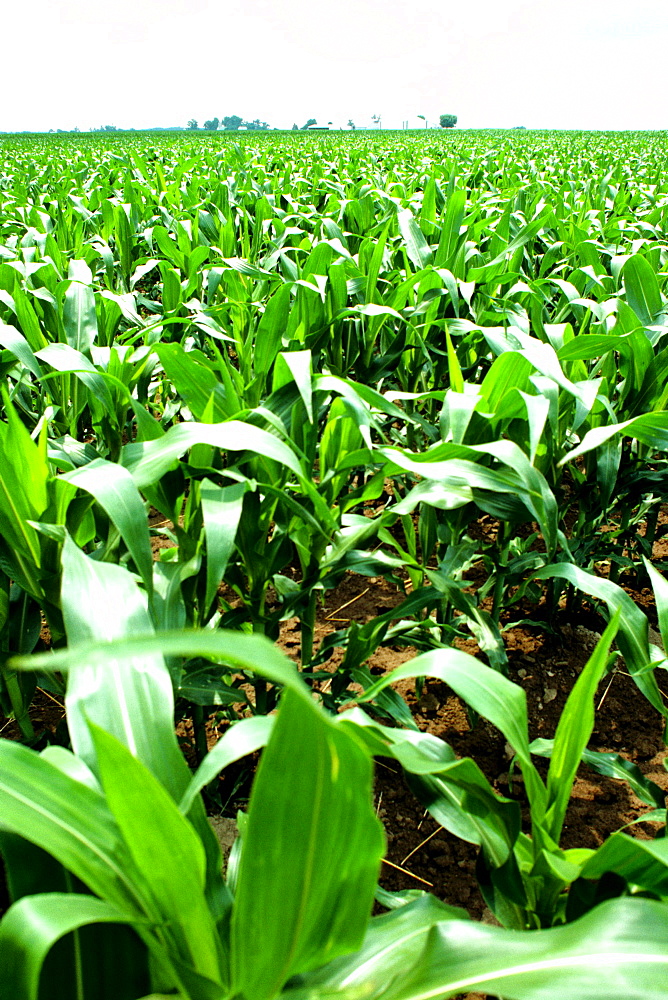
0,127 -> 667,994
355,615 -> 668,930
2,583 -> 668,998
439,114 -> 457,128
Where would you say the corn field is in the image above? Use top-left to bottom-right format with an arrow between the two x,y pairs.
0,128 -> 668,999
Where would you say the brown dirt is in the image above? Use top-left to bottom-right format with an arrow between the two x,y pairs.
267,570 -> 668,926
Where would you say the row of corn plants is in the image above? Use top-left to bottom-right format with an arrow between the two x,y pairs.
0,128 -> 667,997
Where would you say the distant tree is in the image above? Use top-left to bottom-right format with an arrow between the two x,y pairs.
187,119 -> 199,129
439,114 -> 457,128
203,117 -> 220,130
91,124 -> 118,132
222,115 -> 243,130
242,119 -> 270,130
347,119 -> 356,130
301,118 -> 317,130
512,125 -> 527,130
291,123 -> 299,130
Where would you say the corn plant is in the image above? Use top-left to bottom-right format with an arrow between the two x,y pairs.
355,610 -> 668,931
1,543 -> 668,999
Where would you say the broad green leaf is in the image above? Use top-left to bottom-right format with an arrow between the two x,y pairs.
179,715 -> 275,816
62,280 -> 98,355
59,537 -> 189,803
200,478 -> 247,612
253,282 -> 292,379
645,557 -> 668,657
530,739 -> 666,810
90,724 -> 223,983
581,831 -> 668,897
0,893 -> 142,1000
0,321 -> 43,378
0,394 -> 48,596
623,253 -> 663,326
397,209 -> 433,270
339,709 -> 519,867
561,412 -> 668,464
0,740 -> 139,913
544,614 -> 619,839
434,189 -> 466,267
382,439 -> 558,555
355,647 -> 545,812
274,349 -> 314,422
121,420 -> 303,487
286,897 -> 668,1000
63,459 -> 154,593
230,689 -> 385,999
153,343 -> 231,421
12,628 -> 312,707
35,342 -> 114,411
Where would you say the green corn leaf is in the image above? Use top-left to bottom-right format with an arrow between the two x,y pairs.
59,537 -> 190,804
121,420 -> 303,487
200,478 -> 247,612
153,343 -> 231,421
339,709 -> 520,868
355,647 -> 545,814
644,558 -> 668,658
63,459 -> 154,594
274,349 -> 314,422
364,221 -> 390,301
89,724 -> 223,984
179,715 -> 275,815
0,740 -> 141,914
382,440 -> 558,556
12,629 -> 312,708
0,321 -> 44,378
286,897 -> 668,1000
230,688 -> 385,999
253,282 -> 293,380
533,563 -> 666,723
543,614 -> 620,840
530,738 -> 666,810
0,394 -> 48,595
397,209 -> 433,271
434,188 -> 466,268
623,253 -> 663,326
62,280 -> 98,356
580,832 -> 668,897
35,342 -> 114,412
560,411 -> 668,464
0,893 -> 145,1000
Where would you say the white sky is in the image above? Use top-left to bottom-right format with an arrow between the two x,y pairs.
3,0 -> 667,132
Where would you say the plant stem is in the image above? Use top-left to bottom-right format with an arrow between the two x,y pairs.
300,590 -> 317,670
192,705 -> 209,765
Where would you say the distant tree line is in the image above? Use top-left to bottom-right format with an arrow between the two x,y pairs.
194,116 -> 271,131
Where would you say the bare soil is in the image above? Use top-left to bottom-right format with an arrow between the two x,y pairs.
279,570 -> 668,922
